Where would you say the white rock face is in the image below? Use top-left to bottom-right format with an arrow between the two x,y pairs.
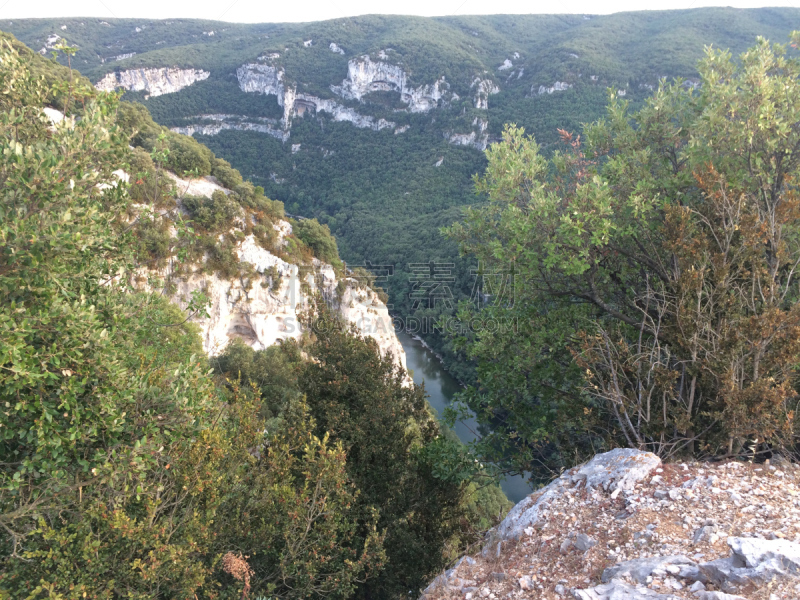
536,81 -> 572,95
447,117 -> 489,151
237,63 -> 286,100
95,67 -> 210,97
329,42 -> 345,54
471,77 -> 499,110
135,174 -> 407,372
171,114 -> 288,142
38,33 -> 62,55
236,63 -> 397,133
498,58 -> 513,71
155,236 -> 406,372
334,55 -> 406,100
332,56 -> 453,113
166,172 -> 229,197
295,95 -> 396,130
42,107 -> 66,126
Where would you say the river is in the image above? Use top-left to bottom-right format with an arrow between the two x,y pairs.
397,330 -> 532,503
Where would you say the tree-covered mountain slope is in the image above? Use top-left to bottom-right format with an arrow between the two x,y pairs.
0,34 -> 517,598
6,8 -> 799,379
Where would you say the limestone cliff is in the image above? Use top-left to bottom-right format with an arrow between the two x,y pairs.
535,80 -> 572,95
332,55 -> 456,113
170,114 -> 289,142
472,78 -> 500,110
235,63 -> 398,133
136,172 -> 407,371
447,117 -> 490,151
95,67 -> 210,97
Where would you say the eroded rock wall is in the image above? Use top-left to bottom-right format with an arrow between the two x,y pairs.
95,67 -> 210,96
135,174 -> 407,372
332,55 -> 454,113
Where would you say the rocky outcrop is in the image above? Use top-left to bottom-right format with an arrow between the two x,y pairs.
471,77 -> 499,110
447,117 -> 489,151
332,55 -> 455,112
536,80 -> 572,95
485,449 -> 661,550
95,67 -> 210,97
38,33 -> 62,55
237,63 -> 286,99
333,56 -> 405,100
421,450 -> 800,600
158,236 -> 405,371
235,63 -> 398,132
136,173 -> 407,371
102,52 -> 136,62
292,95 -> 395,130
701,537 -> 800,592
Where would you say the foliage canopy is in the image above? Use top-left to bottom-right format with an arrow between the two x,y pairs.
446,34 -> 800,476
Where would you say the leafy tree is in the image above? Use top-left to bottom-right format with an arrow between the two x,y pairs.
0,39 -> 223,597
446,34 -> 800,475
213,396 -> 386,600
298,305 -> 468,599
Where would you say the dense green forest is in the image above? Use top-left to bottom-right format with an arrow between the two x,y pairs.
0,35 -> 510,599
7,8 -> 800,381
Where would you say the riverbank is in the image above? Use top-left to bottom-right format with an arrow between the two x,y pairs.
397,330 -> 533,503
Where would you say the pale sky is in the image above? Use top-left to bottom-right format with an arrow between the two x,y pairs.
0,0 -> 797,23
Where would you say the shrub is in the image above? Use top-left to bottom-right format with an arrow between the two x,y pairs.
183,190 -> 242,233
212,156 -> 244,189
293,218 -> 342,267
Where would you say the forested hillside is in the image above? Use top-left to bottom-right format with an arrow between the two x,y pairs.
0,34 -> 512,598
6,8 -> 800,379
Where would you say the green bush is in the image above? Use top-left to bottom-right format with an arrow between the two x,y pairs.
1,38 -> 386,600
166,131 -> 213,176
183,190 -> 242,233
293,218 -> 342,267
126,145 -> 155,175
212,156 -> 244,189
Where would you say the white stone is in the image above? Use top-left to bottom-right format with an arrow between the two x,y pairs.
536,81 -> 572,95
486,449 -> 660,550
701,537 -> 800,592
572,580 -> 680,599
602,556 -> 699,584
